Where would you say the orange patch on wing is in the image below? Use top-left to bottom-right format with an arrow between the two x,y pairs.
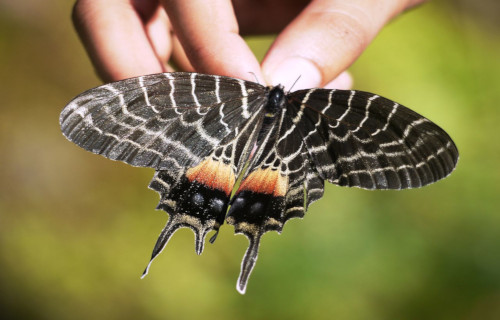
186,158 -> 236,195
238,168 -> 288,197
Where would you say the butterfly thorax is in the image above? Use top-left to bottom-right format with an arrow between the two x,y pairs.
256,85 -> 285,144
264,85 -> 286,117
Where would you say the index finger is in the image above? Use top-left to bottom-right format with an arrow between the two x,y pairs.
161,0 -> 263,82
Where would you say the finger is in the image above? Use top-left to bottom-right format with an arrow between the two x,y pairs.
171,35 -> 195,72
73,0 -> 169,81
144,5 -> 172,66
161,0 -> 263,82
262,0 -> 416,90
324,71 -> 353,90
232,0 -> 308,34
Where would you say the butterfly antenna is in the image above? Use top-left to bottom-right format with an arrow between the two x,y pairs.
248,72 -> 260,84
288,75 -> 302,93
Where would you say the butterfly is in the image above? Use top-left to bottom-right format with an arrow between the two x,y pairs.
60,72 -> 458,294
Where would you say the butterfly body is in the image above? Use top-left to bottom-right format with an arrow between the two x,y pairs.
60,72 -> 458,294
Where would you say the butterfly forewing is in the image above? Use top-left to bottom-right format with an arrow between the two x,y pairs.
60,73 -> 266,169
289,89 -> 459,190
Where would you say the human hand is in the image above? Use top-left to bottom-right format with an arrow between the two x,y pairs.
73,0 -> 425,90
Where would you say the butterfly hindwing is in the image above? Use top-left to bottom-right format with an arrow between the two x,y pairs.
143,106 -> 269,273
227,96 -> 325,293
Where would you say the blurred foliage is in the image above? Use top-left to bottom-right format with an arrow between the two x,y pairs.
1,1 -> 499,319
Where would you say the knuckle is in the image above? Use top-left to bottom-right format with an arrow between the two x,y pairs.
71,0 -> 92,27
71,1 -> 84,26
325,10 -> 372,52
72,0 -> 105,28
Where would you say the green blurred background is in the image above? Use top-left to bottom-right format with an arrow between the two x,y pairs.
1,1 -> 499,319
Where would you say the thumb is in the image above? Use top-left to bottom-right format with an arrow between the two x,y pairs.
262,0 -> 414,90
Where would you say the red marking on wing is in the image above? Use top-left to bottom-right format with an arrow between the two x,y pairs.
186,158 -> 236,195
238,168 -> 288,197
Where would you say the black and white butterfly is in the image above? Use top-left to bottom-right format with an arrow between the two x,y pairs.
60,72 -> 458,294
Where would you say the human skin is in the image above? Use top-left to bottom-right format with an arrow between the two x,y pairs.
72,0 -> 425,90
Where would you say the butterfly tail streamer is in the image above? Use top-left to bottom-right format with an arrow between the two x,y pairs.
237,233 -> 262,294
141,217 -> 181,278
194,227 -> 208,256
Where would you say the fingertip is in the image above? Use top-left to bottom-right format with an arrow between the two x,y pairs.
164,0 -> 262,82
263,56 -> 322,91
263,58 -> 353,91
324,71 -> 353,90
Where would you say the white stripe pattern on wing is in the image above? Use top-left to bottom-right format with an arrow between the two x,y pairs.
138,76 -> 152,107
333,90 -> 355,128
214,75 -> 221,104
190,73 -> 201,110
372,102 -> 399,136
238,79 -> 251,119
164,73 -> 180,115
352,95 -> 378,133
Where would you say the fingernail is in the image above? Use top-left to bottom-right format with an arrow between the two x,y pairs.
264,57 -> 322,91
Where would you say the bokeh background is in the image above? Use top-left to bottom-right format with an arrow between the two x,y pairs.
1,1 -> 499,319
